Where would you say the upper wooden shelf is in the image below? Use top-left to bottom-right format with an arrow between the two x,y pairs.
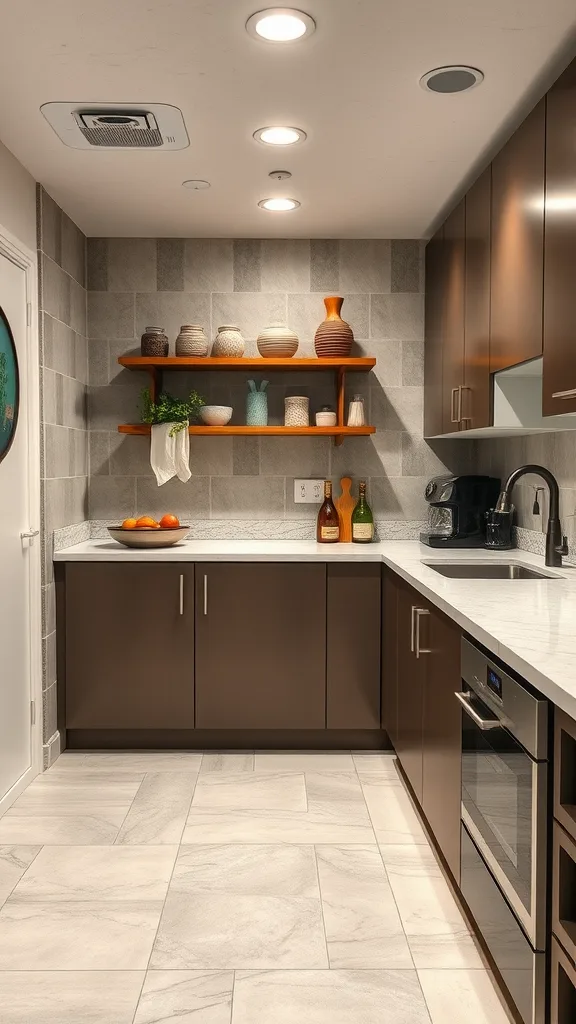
118,356 -> 376,372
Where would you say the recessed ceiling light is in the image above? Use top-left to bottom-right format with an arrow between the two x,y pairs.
420,66 -> 484,94
246,8 -> 315,42
258,197 -> 300,211
254,126 -> 306,146
182,179 -> 211,189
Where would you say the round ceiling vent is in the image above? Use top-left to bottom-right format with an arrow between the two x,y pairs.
420,66 -> 484,94
182,179 -> 211,190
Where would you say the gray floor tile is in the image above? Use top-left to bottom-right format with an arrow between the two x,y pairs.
0,970 -> 144,1024
115,773 -> 196,845
171,843 -> 319,897
134,970 -> 234,1024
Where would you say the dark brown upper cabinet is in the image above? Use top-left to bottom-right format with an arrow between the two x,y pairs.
65,563 -> 195,729
194,562 -> 327,729
441,199 -> 466,433
490,99 -> 546,373
543,60 -> 576,416
463,165 -> 492,428
424,225 -> 445,438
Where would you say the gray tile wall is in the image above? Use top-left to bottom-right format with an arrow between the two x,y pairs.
474,433 -> 576,557
38,187 -> 88,758
86,238 -> 473,526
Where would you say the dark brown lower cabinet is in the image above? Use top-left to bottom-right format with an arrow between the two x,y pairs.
326,563 -> 381,729
194,563 -> 326,729
65,563 -> 195,728
384,570 -> 462,879
551,937 -> 576,1024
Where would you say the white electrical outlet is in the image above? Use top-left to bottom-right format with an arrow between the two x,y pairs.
294,479 -> 325,503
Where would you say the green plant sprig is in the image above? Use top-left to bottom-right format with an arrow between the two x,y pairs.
140,387 -> 205,436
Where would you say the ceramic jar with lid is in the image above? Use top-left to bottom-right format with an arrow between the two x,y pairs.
257,322 -> 299,358
316,405 -> 337,427
284,395 -> 310,427
175,325 -> 208,356
141,326 -> 169,357
212,325 -> 245,357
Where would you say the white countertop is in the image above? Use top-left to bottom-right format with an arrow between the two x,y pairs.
54,538 -> 576,720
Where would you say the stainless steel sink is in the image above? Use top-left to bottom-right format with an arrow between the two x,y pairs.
422,561 -> 560,580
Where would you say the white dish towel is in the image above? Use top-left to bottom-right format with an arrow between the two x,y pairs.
150,422 -> 191,486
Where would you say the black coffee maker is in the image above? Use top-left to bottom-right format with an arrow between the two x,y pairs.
420,475 -> 501,548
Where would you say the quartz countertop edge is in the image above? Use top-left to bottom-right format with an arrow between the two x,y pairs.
54,539 -> 576,720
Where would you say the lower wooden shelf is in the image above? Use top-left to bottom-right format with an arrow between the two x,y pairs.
118,424 -> 376,439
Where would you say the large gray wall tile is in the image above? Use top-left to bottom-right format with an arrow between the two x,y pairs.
370,293 -> 424,340
233,437 -> 260,475
88,383 -> 142,430
310,240 -> 339,292
87,238 -> 108,290
107,238 -> 157,292
42,255 -> 71,325
70,278 -> 87,336
188,437 -> 233,476
157,239 -> 184,291
89,431 -> 111,476
340,240 -> 391,293
44,424 -> 88,478
401,340 -> 424,385
42,583 -> 56,639
89,476 -> 137,519
135,292 -> 211,347
233,239 -> 261,291
39,189 -> 62,264
211,292 -> 285,343
136,476 -> 210,519
331,436 -> 394,479
260,436 -> 330,477
211,476 -> 285,519
372,386 -> 423,435
109,433 -> 154,477
185,239 -> 233,292
391,240 -> 421,292
370,476 -> 428,520
61,213 -> 86,286
43,682 -> 58,743
261,239 -> 310,292
89,292 -> 135,340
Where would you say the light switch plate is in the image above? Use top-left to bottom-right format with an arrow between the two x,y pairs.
294,479 -> 324,503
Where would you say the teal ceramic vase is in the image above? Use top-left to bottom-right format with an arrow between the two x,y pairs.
246,379 -> 269,426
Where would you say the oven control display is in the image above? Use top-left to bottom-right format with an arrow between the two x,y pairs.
487,666 -> 503,700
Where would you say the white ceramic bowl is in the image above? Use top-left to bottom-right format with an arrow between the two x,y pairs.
200,405 -> 233,426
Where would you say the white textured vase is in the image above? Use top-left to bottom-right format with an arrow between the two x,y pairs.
212,325 -> 245,357
284,395 -> 310,427
175,325 -> 208,356
257,322 -> 299,358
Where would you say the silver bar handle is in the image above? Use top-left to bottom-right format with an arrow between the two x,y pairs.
454,690 -> 501,730
460,385 -> 472,422
203,574 -> 208,616
410,605 -> 417,652
450,388 -> 459,424
415,608 -> 431,658
179,574 -> 184,616
456,386 -> 463,425
551,387 -> 576,400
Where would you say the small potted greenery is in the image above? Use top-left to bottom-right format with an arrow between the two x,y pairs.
140,387 -> 205,436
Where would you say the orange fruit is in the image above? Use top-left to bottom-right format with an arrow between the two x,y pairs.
136,515 -> 159,529
160,514 -> 180,529
122,518 -> 138,530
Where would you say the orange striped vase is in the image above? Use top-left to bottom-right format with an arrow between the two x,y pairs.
314,296 -> 354,358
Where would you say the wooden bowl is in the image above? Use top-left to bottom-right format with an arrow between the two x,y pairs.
108,526 -> 190,548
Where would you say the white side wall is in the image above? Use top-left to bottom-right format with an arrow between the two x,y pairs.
0,139 -> 36,251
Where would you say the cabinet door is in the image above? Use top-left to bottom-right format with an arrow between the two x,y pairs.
421,606 -> 462,881
424,226 -> 445,438
195,563 -> 326,729
543,60 -> 576,415
326,563 -> 381,729
464,166 -> 492,429
395,582 -> 425,802
490,99 -> 545,372
381,569 -> 399,745
442,199 -> 466,432
66,563 -> 195,729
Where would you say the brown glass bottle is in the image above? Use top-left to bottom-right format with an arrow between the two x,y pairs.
317,480 -> 341,543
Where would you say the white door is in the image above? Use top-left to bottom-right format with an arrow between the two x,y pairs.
0,245 -> 39,805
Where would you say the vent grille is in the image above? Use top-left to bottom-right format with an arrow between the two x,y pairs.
41,102 -> 190,151
79,124 -> 163,147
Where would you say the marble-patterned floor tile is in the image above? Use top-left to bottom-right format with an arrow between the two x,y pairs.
418,968 -> 513,1023
232,969 -> 432,1024
306,772 -> 372,824
192,771 -> 307,811
0,812 -> 123,845
0,970 -> 145,1024
9,778 -> 141,813
11,845 -> 178,902
171,844 -> 319,897
79,752 -> 203,772
316,844 -> 412,968
352,752 -> 399,774
254,751 -> 355,772
0,900 -> 163,969
0,847 -> 41,908
200,752 -> 255,773
381,845 -> 484,968
182,809 -> 375,844
134,970 -> 234,1024
151,892 -> 328,969
359,773 -> 428,843
116,773 -> 196,845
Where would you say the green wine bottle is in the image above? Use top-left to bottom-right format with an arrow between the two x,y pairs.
351,480 -> 374,543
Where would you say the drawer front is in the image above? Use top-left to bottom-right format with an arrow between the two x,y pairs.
553,822 -> 576,965
551,936 -> 576,1024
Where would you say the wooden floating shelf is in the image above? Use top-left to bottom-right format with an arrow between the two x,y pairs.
118,356 -> 376,371
118,424 -> 376,438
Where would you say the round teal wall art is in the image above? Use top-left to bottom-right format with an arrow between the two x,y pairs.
0,306 -> 19,464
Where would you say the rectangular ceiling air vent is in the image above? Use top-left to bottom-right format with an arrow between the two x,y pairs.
40,102 -> 189,150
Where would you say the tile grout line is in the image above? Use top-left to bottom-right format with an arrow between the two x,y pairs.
312,844 -> 331,969
0,845 -> 44,909
229,968 -> 236,1024
113,772 -> 150,845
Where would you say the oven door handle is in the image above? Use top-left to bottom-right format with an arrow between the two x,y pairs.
454,691 -> 501,730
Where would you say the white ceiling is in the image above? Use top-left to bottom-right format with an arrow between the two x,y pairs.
0,0 -> 575,238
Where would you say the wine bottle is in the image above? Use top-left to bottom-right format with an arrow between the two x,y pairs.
317,480 -> 340,543
352,480 -> 374,543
